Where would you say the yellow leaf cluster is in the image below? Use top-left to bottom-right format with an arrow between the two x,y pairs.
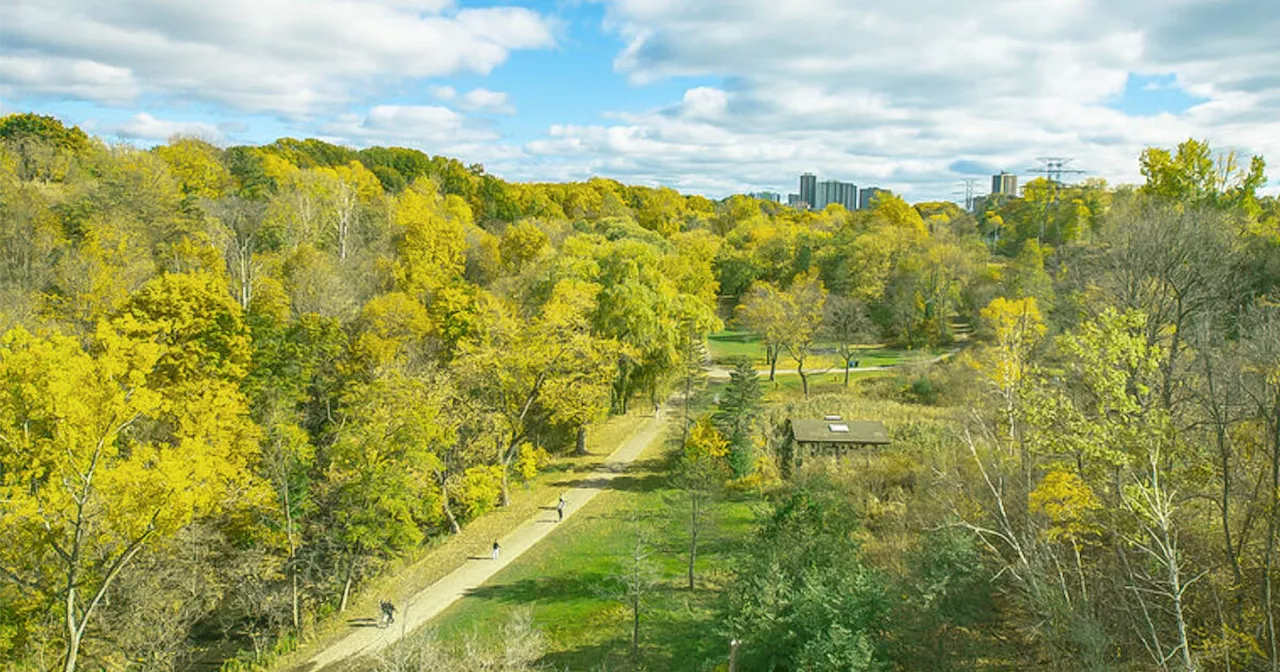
1029,469 -> 1101,543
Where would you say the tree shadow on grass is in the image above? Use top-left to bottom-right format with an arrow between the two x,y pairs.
538,587 -> 730,671
538,639 -> 629,671
460,572 -> 612,606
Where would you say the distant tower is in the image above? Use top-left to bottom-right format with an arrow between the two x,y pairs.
953,178 -> 982,211
858,187 -> 885,210
799,173 -> 817,210
991,172 -> 1018,196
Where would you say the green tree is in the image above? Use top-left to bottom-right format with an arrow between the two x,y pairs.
725,482 -> 889,671
323,370 -> 451,611
714,356 -> 763,477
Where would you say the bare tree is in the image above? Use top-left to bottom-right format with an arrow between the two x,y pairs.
1240,300 -> 1280,668
1121,447 -> 1204,672
823,295 -> 874,386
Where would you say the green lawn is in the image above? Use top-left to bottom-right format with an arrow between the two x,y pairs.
706,330 -> 927,370
403,433 -> 761,671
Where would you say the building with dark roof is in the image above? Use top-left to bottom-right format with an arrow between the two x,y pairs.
788,416 -> 890,467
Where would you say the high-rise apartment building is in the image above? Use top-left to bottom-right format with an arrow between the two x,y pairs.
858,187 -> 886,210
799,173 -> 817,210
814,180 -> 858,211
991,172 -> 1018,196
750,191 -> 782,203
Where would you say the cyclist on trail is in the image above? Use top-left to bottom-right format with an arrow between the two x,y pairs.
379,600 -> 396,627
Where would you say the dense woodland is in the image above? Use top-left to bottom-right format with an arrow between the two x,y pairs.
1,111 -> 1279,671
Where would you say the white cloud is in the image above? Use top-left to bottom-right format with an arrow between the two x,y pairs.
518,0 -> 1280,201
429,85 -> 457,101
0,56 -> 140,105
98,112 -> 222,143
457,88 -> 515,115
321,104 -> 500,151
0,0 -> 555,115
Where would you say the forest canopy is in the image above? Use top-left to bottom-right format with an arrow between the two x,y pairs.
1,112 -> 1280,671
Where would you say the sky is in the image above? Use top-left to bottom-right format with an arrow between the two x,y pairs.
2,0 -> 1279,203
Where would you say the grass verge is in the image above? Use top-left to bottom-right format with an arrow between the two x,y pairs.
272,412 -> 651,671
400,428 -> 762,671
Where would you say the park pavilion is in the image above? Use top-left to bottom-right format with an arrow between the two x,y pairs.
788,415 -> 890,466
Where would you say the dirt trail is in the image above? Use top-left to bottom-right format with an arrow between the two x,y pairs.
291,411 -> 670,672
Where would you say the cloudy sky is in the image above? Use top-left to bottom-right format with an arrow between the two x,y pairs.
2,0 -> 1278,202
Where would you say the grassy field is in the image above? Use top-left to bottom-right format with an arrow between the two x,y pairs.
706,330 -> 928,370
398,402 -> 762,671
269,412 -> 651,671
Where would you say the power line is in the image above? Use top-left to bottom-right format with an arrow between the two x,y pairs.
1024,157 -> 1085,188
1022,157 -> 1088,241
950,178 -> 984,211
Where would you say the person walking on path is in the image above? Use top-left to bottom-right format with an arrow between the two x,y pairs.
491,540 -> 501,561
653,401 -> 660,419
556,494 -> 566,522
379,600 -> 396,628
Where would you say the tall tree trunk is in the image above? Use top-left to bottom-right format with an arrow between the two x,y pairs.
1215,418 -> 1243,614
338,551 -> 357,613
291,568 -> 300,635
1165,527 -> 1194,672
797,360 -> 809,399
683,367 -> 694,444
631,583 -> 641,661
768,345 -> 777,381
441,482 -> 461,535
688,490 -> 700,590
284,483 -> 300,634
575,425 -> 587,456
844,358 -> 851,387
63,575 -> 80,672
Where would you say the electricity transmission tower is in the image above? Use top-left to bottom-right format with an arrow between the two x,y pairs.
1023,157 -> 1087,241
951,178 -> 983,211
1025,157 -> 1085,188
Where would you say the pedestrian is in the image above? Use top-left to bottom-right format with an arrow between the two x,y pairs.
556,494 -> 566,522
653,401 -> 660,418
491,539 -> 501,561
379,600 -> 396,627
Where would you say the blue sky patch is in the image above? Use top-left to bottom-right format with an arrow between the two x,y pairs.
1106,73 -> 1208,117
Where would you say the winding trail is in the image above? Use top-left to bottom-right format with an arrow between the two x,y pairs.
291,410 -> 670,672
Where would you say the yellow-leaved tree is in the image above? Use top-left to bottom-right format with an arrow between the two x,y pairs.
394,178 -> 467,299
968,296 -> 1047,490
677,416 -> 729,589
0,325 -> 259,672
